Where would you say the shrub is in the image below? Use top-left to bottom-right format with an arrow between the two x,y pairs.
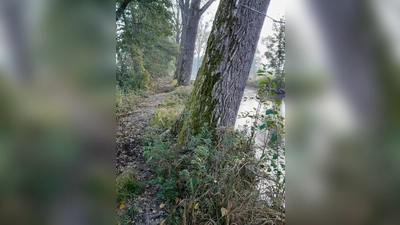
143,125 -> 284,224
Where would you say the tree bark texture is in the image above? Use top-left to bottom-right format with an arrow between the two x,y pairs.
174,0 -> 270,140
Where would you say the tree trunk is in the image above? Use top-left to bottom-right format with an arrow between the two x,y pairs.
174,0 -> 189,80
174,4 -> 181,44
178,3 -> 201,86
173,0 -> 270,141
175,0 -> 215,85
0,0 -> 31,80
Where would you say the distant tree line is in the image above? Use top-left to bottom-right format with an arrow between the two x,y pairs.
116,0 -> 178,91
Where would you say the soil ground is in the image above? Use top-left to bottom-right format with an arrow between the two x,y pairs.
116,78 -> 174,225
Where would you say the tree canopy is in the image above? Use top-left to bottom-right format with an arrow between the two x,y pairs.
263,18 -> 285,92
116,0 -> 178,90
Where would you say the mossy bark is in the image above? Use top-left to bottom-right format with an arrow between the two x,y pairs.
132,52 -> 154,90
172,0 -> 270,143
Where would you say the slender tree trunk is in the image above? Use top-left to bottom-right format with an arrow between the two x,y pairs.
175,4 -> 181,44
173,3 -> 182,80
173,0 -> 270,141
174,1 -> 189,80
175,0 -> 215,85
0,0 -> 31,80
178,8 -> 201,86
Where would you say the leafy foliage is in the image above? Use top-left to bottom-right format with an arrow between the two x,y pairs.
116,0 -> 178,91
142,85 -> 286,223
262,18 -> 285,92
245,66 -> 286,214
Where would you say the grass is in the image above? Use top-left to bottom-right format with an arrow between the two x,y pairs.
116,169 -> 144,204
116,86 -> 141,114
142,84 -> 193,144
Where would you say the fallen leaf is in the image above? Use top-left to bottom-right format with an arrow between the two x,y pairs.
221,207 -> 228,217
159,203 -> 165,209
194,203 -> 199,210
160,219 -> 166,225
119,204 -> 125,210
175,197 -> 181,203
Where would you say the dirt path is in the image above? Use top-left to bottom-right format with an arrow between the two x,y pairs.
116,90 -> 170,225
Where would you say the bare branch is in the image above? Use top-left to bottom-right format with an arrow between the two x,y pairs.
241,4 -> 284,23
199,0 -> 216,16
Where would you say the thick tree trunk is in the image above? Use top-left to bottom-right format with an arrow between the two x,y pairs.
292,2 -> 397,224
173,0 -> 270,141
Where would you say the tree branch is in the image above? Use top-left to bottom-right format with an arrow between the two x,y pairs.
116,0 -> 134,21
199,0 -> 216,16
241,4 -> 285,23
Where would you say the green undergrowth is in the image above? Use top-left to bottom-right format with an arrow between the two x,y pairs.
116,169 -> 144,225
158,85 -> 193,107
143,125 -> 281,224
141,85 -> 192,144
140,77 -> 284,224
116,86 -> 150,114
116,169 -> 144,204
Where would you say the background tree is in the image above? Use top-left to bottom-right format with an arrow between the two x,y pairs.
173,0 -> 271,141
250,49 -> 263,77
175,0 -> 216,86
116,0 -> 178,90
172,1 -> 182,44
193,16 -> 211,76
263,17 -> 285,92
